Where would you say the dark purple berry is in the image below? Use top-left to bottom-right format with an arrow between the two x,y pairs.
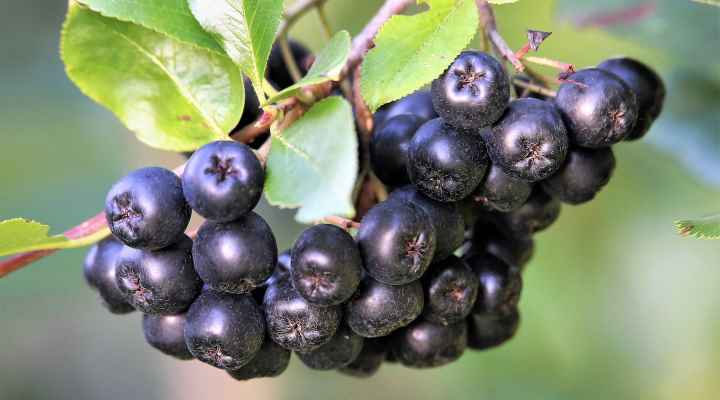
392,319 -> 467,368
193,212 -> 277,294
346,277 -> 424,338
338,338 -> 387,378
467,308 -> 520,350
357,200 -> 436,285
473,164 -> 533,212
431,51 -> 510,130
105,167 -> 190,250
182,141 -> 264,222
227,336 -> 291,380
423,255 -> 479,325
115,235 -> 201,314
83,237 -> 134,314
370,114 -> 424,186
542,147 -> 616,204
297,324 -> 364,370
465,253 -> 522,316
267,39 -> 312,90
494,189 -> 561,237
484,98 -> 569,183
555,68 -> 639,148
384,90 -> 438,123
143,313 -> 193,360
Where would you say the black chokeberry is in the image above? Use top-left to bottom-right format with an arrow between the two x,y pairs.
105,167 -> 191,250
291,224 -> 362,306
432,51 -> 510,130
389,185 -> 464,261
471,220 -> 535,269
384,89 -> 439,123
267,39 -> 312,89
346,277 -> 424,338
423,255 -> 479,325
182,141 -> 264,222
115,235 -> 201,314
227,336 -> 291,380
495,189 -> 561,237
357,200 -> 436,285
83,237 -> 134,314
297,324 -> 364,370
184,290 -> 265,370
370,114 -> 424,186
339,338 -> 387,378
142,313 -> 194,360
555,68 -> 639,148
484,98 -> 569,183
263,279 -> 342,352
465,252 -> 521,316
597,57 -> 665,140
408,118 -> 488,202
193,212 -> 278,294
472,164 -> 533,212
542,147 -> 616,204
467,308 -> 520,350
392,319 -> 467,368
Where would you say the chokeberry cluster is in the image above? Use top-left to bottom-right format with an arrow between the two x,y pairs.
83,49 -> 664,380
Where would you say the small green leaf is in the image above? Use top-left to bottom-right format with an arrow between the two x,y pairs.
61,4 -> 244,151
675,215 -> 720,240
188,0 -> 284,100
265,97 -> 358,223
0,219 -> 68,256
76,0 -> 224,54
361,0 -> 479,112
265,31 -> 351,104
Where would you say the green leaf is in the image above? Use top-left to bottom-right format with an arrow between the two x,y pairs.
265,31 -> 351,104
188,0 -> 284,100
691,0 -> 720,6
76,0 -> 223,54
360,0 -> 479,112
675,215 -> 720,239
265,97 -> 358,223
61,4 -> 244,151
0,219 -> 69,256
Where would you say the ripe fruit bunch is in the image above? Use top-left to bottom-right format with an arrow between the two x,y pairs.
83,50 -> 664,380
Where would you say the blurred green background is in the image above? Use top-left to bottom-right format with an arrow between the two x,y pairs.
1,1 -> 718,399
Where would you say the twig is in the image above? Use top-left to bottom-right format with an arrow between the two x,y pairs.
320,216 -> 361,230
343,0 -> 415,77
524,56 -> 575,73
279,34 -> 303,83
316,3 -> 334,39
476,0 -> 524,72
276,0 -> 331,84
513,78 -> 557,98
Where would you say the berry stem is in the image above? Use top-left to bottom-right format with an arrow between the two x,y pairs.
512,78 -> 557,98
476,0 -> 525,72
277,0 -> 331,84
523,56 -> 575,73
320,216 -> 361,230
315,3 -> 334,40
279,34 -> 304,83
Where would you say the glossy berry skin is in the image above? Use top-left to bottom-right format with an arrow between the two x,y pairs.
432,51 -> 510,130
597,57 -> 665,140
495,189 -> 561,238
370,114 -> 424,186
473,164 -> 533,212
263,279 -> 342,352
555,68 -> 639,148
408,118 -> 489,202
465,253 -> 522,316
339,338 -> 387,378
182,141 -> 264,222
357,200 -> 436,285
253,249 -> 292,304
184,290 -> 265,370
389,185 -> 464,261
471,220 -> 535,269
467,308 -> 520,350
484,98 -> 569,183
193,212 -> 277,294
346,277 -> 424,338
105,167 -> 190,250
142,314 -> 193,360
227,337 -> 291,380
83,238 -> 134,314
384,89 -> 438,123
423,256 -> 479,325
291,224 -> 362,306
267,39 -> 312,89
542,147 -> 616,205
297,324 -> 364,370
392,320 -> 467,368
115,235 -> 201,314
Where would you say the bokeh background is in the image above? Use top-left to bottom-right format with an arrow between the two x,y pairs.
1,1 -> 718,399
